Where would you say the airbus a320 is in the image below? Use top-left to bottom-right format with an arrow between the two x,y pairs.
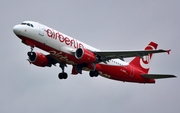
13,21 -> 176,84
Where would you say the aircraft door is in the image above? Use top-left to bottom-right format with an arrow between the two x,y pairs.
38,23 -> 48,45
38,23 -> 44,36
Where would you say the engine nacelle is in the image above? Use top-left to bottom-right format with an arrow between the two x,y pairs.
27,52 -> 51,67
75,48 -> 97,63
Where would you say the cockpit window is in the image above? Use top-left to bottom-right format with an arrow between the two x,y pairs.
27,23 -> 30,26
21,23 -> 34,27
21,23 -> 26,25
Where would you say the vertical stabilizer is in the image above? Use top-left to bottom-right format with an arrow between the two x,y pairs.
129,42 -> 158,73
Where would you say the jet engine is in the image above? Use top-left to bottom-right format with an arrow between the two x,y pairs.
27,52 -> 51,67
75,48 -> 97,63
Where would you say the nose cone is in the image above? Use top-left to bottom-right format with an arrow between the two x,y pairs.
13,25 -> 21,35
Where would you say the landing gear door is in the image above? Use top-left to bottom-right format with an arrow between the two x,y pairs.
38,23 -> 44,36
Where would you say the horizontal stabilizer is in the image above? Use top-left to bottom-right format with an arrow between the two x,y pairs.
141,74 -> 176,79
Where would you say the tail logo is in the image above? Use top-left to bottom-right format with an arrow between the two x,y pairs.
140,55 -> 151,69
140,45 -> 155,69
142,55 -> 150,64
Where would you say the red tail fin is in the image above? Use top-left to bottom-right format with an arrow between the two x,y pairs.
129,42 -> 158,74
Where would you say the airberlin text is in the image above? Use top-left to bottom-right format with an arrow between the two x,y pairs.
46,29 -> 84,48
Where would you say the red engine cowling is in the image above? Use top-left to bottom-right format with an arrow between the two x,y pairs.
75,48 -> 97,63
27,52 -> 51,67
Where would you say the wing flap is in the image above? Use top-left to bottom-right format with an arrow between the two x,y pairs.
141,74 -> 176,79
95,49 -> 170,61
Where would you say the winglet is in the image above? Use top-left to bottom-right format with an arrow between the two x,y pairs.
167,49 -> 171,55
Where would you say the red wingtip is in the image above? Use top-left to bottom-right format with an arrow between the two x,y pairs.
167,49 -> 171,55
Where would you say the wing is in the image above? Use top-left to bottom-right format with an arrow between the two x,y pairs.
95,49 -> 170,61
141,74 -> 176,79
46,54 -> 61,66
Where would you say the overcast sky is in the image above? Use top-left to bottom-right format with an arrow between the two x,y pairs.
0,0 -> 180,113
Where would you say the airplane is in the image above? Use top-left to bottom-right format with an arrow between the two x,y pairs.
13,21 -> 176,84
